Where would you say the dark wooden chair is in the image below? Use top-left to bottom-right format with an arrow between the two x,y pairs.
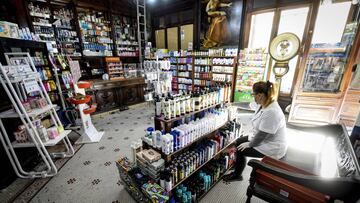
246,124 -> 360,203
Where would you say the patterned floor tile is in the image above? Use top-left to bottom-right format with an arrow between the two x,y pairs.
9,103 -> 260,203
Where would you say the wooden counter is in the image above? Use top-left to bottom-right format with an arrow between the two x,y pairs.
85,77 -> 146,113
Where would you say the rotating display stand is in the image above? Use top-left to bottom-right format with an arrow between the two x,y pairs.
70,81 -> 104,144
49,54 -> 104,144
0,52 -> 74,178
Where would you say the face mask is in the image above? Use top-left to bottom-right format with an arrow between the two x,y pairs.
249,101 -> 259,111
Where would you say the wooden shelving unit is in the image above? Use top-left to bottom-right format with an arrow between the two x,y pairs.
105,57 -> 125,80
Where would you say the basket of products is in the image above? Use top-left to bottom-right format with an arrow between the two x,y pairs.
68,93 -> 92,105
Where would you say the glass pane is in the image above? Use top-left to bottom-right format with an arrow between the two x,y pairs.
180,24 -> 193,50
312,2 -> 351,44
167,27 -> 178,51
302,2 -> 352,92
270,7 -> 309,94
155,29 -> 165,49
248,12 -> 274,49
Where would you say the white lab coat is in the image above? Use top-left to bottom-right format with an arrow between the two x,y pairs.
250,101 -> 287,159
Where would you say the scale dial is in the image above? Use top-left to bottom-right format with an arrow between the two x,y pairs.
269,32 -> 300,62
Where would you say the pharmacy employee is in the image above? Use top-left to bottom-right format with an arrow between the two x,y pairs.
223,81 -> 287,181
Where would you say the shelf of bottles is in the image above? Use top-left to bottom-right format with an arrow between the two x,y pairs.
78,10 -> 113,56
234,48 -> 268,103
211,56 -> 235,84
52,7 -> 82,57
113,15 -> 139,57
27,2 -> 57,51
177,56 -> 193,92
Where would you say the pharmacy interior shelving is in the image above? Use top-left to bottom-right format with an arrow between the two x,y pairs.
165,55 -> 237,94
144,101 -> 240,201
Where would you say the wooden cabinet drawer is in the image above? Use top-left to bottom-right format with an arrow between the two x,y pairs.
94,89 -> 117,111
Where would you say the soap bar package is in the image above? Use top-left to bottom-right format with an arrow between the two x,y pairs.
0,21 -> 19,39
142,149 -> 161,163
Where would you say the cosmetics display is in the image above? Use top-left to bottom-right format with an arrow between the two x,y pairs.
211,58 -> 234,66
143,109 -> 229,155
105,57 -> 124,80
13,115 -> 65,144
171,153 -> 236,203
212,66 -> 233,74
234,48 -> 268,103
113,15 -> 138,57
78,10 -> 113,56
191,48 -> 238,57
194,72 -> 211,80
194,79 -> 212,87
178,57 -> 192,64
178,64 -> 192,71
143,59 -> 173,95
117,157 -> 170,202
156,121 -> 241,192
154,86 -> 231,120
194,58 -> 210,65
212,74 -> 232,83
168,50 -> 193,57
178,78 -> 192,85
1,51 -> 75,181
53,8 -> 82,56
194,66 -> 211,73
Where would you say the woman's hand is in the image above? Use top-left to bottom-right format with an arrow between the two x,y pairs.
237,142 -> 250,151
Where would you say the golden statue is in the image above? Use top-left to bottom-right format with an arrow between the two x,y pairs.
203,0 -> 232,48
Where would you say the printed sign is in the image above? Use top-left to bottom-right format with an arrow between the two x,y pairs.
69,61 -> 81,83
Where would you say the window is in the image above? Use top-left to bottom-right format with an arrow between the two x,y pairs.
248,12 -> 274,49
155,29 -> 165,49
311,2 -> 351,44
247,6 -> 310,94
301,1 -> 352,92
167,27 -> 178,51
180,24 -> 193,50
271,7 -> 309,94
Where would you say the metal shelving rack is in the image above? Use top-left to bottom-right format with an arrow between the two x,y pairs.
0,52 -> 74,178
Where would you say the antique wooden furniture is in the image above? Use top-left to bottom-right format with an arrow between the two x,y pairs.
88,77 -> 145,113
246,124 -> 360,203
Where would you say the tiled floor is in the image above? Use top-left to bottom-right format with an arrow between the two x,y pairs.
4,103 -> 265,203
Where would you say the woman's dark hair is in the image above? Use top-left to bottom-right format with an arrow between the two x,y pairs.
253,81 -> 277,107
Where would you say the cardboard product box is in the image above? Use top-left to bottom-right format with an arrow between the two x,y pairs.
142,149 -> 161,163
0,21 -> 19,39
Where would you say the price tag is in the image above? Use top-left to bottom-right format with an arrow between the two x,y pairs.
23,78 -> 40,94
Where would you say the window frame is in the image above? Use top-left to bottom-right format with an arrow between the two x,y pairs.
243,2 -> 313,97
